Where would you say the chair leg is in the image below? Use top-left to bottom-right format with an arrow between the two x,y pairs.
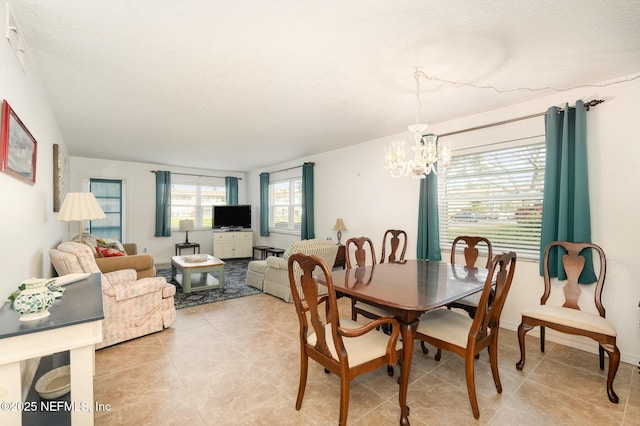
464,351 -> 480,419
420,341 -> 429,355
339,377 -> 350,426
488,340 -> 502,394
351,300 -> 357,321
602,342 -> 621,403
435,348 -> 442,361
540,325 -> 545,352
599,344 -> 605,370
296,354 -> 308,410
515,321 -> 532,370
387,365 -> 394,376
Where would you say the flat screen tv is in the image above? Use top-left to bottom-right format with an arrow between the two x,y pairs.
212,205 -> 251,229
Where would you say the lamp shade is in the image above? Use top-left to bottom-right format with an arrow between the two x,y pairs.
333,218 -> 347,232
57,192 -> 106,222
179,219 -> 195,232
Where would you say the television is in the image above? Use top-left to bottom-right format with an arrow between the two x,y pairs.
212,205 -> 252,229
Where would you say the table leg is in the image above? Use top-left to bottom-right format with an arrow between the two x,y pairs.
0,362 -> 22,426
182,268 -> 192,293
70,344 -> 95,425
398,318 -> 418,426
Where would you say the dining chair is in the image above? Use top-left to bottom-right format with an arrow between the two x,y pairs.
423,235 -> 493,361
447,236 -> 494,318
380,229 -> 407,264
415,251 -> 516,419
287,253 -> 402,426
346,237 -> 387,322
515,241 -> 620,403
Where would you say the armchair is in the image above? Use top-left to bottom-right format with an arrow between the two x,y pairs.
49,242 -> 176,349
262,239 -> 339,302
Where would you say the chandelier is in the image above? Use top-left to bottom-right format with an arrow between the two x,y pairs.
384,69 -> 452,178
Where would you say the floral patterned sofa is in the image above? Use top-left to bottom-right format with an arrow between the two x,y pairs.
50,242 -> 176,349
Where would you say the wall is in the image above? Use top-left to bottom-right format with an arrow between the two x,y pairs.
68,157 -> 247,264
0,6 -> 67,303
247,74 -> 640,365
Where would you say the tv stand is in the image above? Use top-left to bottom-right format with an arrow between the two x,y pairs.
212,230 -> 253,258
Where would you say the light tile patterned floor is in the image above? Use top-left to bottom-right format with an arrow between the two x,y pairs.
94,294 -> 639,425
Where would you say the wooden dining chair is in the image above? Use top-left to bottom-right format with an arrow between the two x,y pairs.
346,237 -> 387,322
424,235 -> 494,361
447,236 -> 494,318
287,253 -> 402,426
415,252 -> 517,419
516,241 -> 620,403
380,229 -> 407,264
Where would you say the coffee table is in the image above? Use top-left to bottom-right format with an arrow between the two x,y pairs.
171,254 -> 225,293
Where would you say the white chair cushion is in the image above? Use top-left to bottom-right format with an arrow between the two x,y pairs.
452,292 -> 481,307
307,318 -> 401,367
354,301 -> 391,318
416,308 -> 473,348
521,305 -> 616,336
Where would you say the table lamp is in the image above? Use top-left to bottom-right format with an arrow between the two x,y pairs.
57,192 -> 106,243
179,219 -> 195,243
333,218 -> 347,245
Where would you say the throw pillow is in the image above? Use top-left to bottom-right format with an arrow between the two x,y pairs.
96,247 -> 126,258
96,238 -> 126,254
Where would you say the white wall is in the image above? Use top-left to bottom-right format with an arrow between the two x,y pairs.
68,157 -> 247,264
0,5 -> 67,303
247,75 -> 640,365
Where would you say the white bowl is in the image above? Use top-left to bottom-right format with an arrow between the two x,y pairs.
35,365 -> 70,399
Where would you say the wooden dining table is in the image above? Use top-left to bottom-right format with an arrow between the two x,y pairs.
330,259 -> 490,425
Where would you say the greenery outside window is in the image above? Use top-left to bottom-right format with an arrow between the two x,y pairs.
90,178 -> 123,241
270,177 -> 302,233
171,182 -> 225,230
438,140 -> 546,260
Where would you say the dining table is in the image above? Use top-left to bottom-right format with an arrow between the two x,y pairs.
330,259 -> 490,425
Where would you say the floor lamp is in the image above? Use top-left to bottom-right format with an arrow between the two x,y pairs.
57,192 -> 106,242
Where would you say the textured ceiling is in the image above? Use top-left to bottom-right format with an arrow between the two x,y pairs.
8,0 -> 640,171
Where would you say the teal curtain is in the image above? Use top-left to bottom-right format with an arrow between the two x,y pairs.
416,172 -> 441,260
301,162 -> 315,239
259,172 -> 270,236
154,171 -> 172,237
225,176 -> 238,205
540,100 -> 596,283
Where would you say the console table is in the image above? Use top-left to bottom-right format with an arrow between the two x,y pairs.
175,241 -> 200,255
0,273 -> 104,425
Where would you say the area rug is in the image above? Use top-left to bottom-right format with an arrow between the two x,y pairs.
156,258 -> 261,310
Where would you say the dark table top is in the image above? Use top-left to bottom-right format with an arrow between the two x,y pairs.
0,273 -> 104,340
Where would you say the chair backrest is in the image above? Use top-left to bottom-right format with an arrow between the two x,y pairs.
380,229 -> 407,264
469,251 -> 517,342
288,253 -> 343,363
451,236 -> 493,269
345,237 -> 376,268
542,241 -> 607,316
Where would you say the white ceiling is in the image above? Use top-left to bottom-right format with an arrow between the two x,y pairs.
9,0 -> 640,171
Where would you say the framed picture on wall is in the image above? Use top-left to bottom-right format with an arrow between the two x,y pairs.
53,143 -> 68,212
1,99 -> 38,185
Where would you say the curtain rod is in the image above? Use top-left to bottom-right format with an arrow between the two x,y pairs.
265,162 -> 315,175
438,99 -> 604,138
150,171 -> 243,180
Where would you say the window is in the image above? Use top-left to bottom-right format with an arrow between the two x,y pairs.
170,182 -> 226,230
438,141 -> 546,259
270,177 -> 302,232
90,178 -> 123,241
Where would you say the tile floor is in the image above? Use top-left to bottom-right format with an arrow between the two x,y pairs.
94,294 -> 639,425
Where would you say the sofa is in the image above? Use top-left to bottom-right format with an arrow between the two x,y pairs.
247,239 -> 339,302
50,242 -> 176,349
72,233 -> 156,279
